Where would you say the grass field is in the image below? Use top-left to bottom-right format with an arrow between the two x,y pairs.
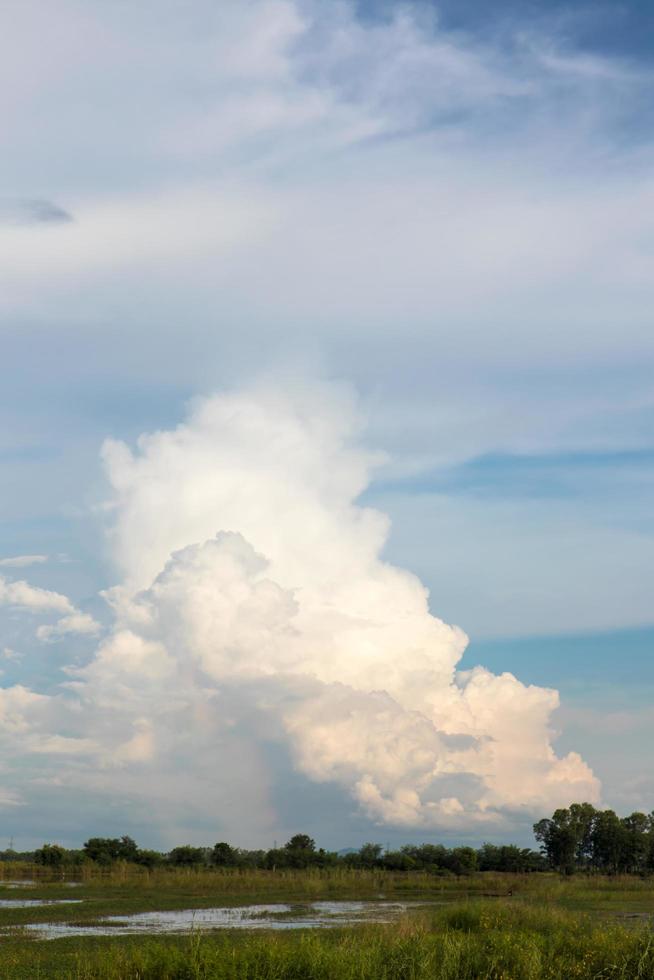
1,867 -> 654,978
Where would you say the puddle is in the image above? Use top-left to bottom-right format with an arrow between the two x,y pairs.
1,880 -> 83,891
17,900 -> 431,940
0,899 -> 82,909
1,877 -> 83,888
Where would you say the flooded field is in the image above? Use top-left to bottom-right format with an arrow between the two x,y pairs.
17,899 -> 431,939
2,869 -> 654,977
0,899 -> 81,910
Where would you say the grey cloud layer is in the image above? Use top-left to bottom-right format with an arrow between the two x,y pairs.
0,200 -> 72,225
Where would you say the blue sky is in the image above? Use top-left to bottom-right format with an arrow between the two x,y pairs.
361,0 -> 654,64
0,0 -> 653,850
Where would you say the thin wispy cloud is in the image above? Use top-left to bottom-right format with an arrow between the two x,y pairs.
0,555 -> 48,568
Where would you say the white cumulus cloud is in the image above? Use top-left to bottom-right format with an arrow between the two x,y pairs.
0,576 -> 74,614
36,612 -> 101,642
0,381 -> 591,835
0,573 -> 100,644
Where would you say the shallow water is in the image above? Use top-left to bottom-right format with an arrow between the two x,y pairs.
0,899 -> 82,909
0,876 -> 82,887
19,900 -> 431,940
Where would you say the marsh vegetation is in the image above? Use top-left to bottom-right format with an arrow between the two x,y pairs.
2,807 -> 654,977
1,868 -> 654,978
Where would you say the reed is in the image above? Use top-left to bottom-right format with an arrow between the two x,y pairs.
2,901 -> 654,979
3,871 -> 654,978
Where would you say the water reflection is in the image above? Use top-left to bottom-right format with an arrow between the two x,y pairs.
19,900 -> 432,939
0,899 -> 82,909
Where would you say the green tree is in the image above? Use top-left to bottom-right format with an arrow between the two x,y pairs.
382,849 -> 416,871
168,845 -> 207,867
83,836 -> 138,865
285,834 -> 315,852
534,815 -> 577,873
34,843 -> 66,868
567,803 -> 597,868
620,812 -> 649,873
134,849 -> 164,869
591,810 -> 624,873
357,843 -> 383,868
449,846 -> 478,875
406,844 -> 448,871
478,843 -> 542,873
211,842 -> 238,867
282,835 -> 316,868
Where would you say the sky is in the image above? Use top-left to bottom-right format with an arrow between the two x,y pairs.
0,0 -> 653,851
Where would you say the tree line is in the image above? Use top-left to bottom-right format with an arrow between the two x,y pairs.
2,803 -> 652,875
534,803 -> 654,874
0,832 -> 544,874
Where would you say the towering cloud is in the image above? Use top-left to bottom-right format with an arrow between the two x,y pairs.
0,383 -> 599,836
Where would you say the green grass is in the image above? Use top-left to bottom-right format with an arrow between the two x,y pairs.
0,866 -> 525,928
1,869 -> 654,978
